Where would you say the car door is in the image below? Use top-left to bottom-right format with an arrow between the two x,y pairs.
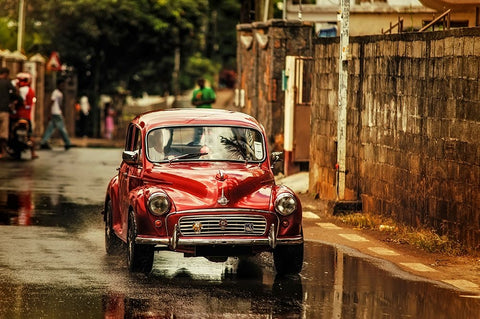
117,124 -> 141,238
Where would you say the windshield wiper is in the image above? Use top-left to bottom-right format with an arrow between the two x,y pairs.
168,152 -> 208,163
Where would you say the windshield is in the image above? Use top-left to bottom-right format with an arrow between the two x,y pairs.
146,126 -> 265,163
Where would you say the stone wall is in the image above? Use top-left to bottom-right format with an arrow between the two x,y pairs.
310,28 -> 480,251
236,20 -> 313,150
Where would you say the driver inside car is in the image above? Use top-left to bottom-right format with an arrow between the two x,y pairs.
148,129 -> 167,161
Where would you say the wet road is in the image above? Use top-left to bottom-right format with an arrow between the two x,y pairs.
0,148 -> 479,318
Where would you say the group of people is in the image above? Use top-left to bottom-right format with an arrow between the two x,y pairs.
0,67 -> 39,159
0,73 -> 216,159
0,66 -> 72,159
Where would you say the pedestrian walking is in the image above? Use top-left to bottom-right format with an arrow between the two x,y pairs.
104,102 -> 116,140
15,72 -> 38,159
191,78 -> 216,144
191,78 -> 216,108
0,67 -> 16,158
78,95 -> 90,137
39,78 -> 72,150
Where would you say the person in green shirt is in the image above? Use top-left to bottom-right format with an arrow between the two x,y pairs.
191,78 -> 216,108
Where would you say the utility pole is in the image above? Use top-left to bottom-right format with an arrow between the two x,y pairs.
172,46 -> 180,105
337,0 -> 350,200
17,0 -> 26,52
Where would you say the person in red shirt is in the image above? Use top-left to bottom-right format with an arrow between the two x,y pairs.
15,72 -> 38,159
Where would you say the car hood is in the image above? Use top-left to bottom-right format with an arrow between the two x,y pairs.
144,163 -> 275,212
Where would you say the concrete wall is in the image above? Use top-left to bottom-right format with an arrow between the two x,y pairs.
310,28 -> 480,251
236,20 -> 313,150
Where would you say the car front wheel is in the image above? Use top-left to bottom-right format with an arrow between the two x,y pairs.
273,242 -> 304,275
127,213 -> 154,273
105,201 -> 123,255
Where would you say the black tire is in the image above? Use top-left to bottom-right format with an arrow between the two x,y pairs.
127,214 -> 154,273
273,242 -> 304,275
6,146 -> 21,160
13,151 -> 22,160
104,201 -> 124,255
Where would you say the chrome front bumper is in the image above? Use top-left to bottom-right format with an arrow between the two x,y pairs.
135,223 -> 303,249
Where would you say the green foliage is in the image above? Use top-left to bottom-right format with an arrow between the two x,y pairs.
38,0 -> 211,97
0,0 -> 239,99
0,17 -> 17,50
181,53 -> 220,89
205,0 -> 240,67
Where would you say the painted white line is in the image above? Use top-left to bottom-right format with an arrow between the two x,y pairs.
338,234 -> 369,242
303,211 -> 320,219
367,247 -> 400,256
316,222 -> 342,230
400,263 -> 437,272
443,280 -> 479,291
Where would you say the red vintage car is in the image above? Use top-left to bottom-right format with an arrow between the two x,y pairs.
103,108 -> 303,274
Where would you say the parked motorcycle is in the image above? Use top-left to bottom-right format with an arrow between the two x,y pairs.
7,118 -> 32,160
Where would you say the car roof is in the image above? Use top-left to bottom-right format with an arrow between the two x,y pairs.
133,108 -> 264,131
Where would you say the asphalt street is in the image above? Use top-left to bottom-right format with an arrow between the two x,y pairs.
0,146 -> 478,318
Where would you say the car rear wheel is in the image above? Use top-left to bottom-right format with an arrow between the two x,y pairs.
127,213 -> 154,273
273,242 -> 304,275
105,201 -> 123,255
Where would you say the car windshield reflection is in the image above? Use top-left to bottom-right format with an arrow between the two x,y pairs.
147,126 -> 265,163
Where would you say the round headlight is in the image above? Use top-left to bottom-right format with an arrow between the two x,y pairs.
148,192 -> 171,216
274,193 -> 297,216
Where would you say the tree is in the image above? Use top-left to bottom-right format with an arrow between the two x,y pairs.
0,0 -> 256,95
1,0 -> 209,96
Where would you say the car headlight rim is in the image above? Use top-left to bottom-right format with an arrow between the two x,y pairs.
148,192 -> 171,216
275,193 -> 297,216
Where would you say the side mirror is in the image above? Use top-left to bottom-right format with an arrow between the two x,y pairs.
122,150 -> 139,165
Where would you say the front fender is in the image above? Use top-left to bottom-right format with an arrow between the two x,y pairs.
104,175 -> 119,220
128,186 -> 148,218
127,186 -> 173,238
271,185 -> 303,237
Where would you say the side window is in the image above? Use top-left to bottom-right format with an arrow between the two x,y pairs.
133,127 -> 142,153
124,124 -> 134,151
124,124 -> 143,163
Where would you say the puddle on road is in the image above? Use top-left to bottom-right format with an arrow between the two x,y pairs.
0,190 -> 101,231
302,242 -> 480,318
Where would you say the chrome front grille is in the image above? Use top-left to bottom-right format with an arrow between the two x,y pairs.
178,214 -> 267,236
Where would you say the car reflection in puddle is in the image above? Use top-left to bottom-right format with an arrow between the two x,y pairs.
102,253 -> 303,318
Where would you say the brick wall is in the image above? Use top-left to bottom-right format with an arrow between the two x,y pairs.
311,28 -> 480,251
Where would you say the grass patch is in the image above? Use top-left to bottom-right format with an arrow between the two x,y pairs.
338,212 -> 465,256
400,227 -> 464,256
